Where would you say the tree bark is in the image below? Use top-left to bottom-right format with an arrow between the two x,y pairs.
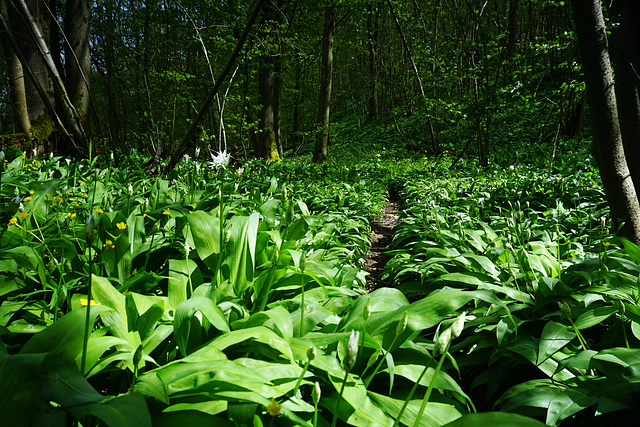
610,0 -> 640,193
9,0 -> 53,136
257,0 -> 281,161
313,4 -> 336,164
571,0 -> 640,242
0,1 -> 32,140
258,56 -> 280,161
367,2 -> 380,120
65,0 -> 91,133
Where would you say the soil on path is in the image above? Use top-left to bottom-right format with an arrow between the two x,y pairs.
364,197 -> 402,291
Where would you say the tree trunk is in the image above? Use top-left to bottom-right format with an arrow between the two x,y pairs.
570,0 -> 640,242
11,0 -> 54,138
65,0 -> 91,134
610,0 -> 640,193
256,0 -> 281,162
313,4 -> 336,164
0,1 -> 32,141
258,56 -> 280,161
506,0 -> 520,62
367,2 -> 380,120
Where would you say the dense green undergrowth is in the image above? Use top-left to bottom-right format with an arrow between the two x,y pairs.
2,128 -> 640,427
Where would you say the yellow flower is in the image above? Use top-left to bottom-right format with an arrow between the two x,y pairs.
266,399 -> 281,416
78,180 -> 83,184
18,212 -> 29,220
603,241 -> 611,247
103,239 -> 115,249
162,210 -> 171,216
82,193 -> 88,199
52,196 -> 63,203
23,196 -> 33,202
116,222 -> 126,230
80,298 -> 100,306
95,208 -> 104,214
68,213 -> 77,219
30,190 -> 35,195
74,203 -> 80,208
8,217 -> 17,225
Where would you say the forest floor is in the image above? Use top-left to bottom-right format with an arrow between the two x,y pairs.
364,196 -> 402,291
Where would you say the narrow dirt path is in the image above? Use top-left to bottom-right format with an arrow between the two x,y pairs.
364,197 -> 402,291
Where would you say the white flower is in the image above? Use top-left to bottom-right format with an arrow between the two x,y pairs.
210,150 -> 230,169
128,184 -> 134,195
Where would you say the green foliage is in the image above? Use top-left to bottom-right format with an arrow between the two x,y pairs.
1,129 -> 636,426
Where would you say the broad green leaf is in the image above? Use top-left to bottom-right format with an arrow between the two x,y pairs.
72,393 -> 152,427
168,259 -> 201,308
92,275 -> 141,349
573,306 -> 617,330
590,347 -> 640,376
125,292 -> 165,341
621,238 -> 640,264
153,409 -> 233,426
442,412 -> 546,427
369,391 -> 463,427
537,321 -> 575,365
323,372 -> 394,426
211,326 -> 293,361
41,352 -> 104,407
20,305 -> 109,361
0,353 -> 46,425
174,296 -> 230,356
232,305 -> 294,341
187,211 -> 221,271
224,212 -> 260,295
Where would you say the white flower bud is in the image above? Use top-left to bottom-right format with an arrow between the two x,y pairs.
344,330 -> 359,371
451,312 -> 466,338
396,312 -> 408,336
307,347 -> 316,361
363,299 -> 372,322
312,381 -> 321,404
434,327 -> 452,357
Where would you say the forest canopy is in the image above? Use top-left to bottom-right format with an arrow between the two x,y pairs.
1,0 -> 581,166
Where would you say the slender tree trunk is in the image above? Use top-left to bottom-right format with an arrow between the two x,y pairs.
571,0 -> 640,242
506,0 -> 520,61
0,1 -> 32,140
258,56 -> 279,161
610,0 -> 640,192
367,2 -> 380,120
65,0 -> 91,134
313,4 -> 336,164
11,0 -> 53,135
257,0 -> 281,161
103,0 -> 121,152
274,56 -> 283,156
